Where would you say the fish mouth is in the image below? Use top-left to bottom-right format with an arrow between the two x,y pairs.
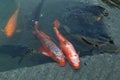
67,57 -> 80,69
70,61 -> 80,69
68,60 -> 80,69
72,65 -> 80,70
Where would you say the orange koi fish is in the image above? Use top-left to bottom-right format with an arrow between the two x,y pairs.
33,21 -> 66,67
3,8 -> 19,38
54,20 -> 80,69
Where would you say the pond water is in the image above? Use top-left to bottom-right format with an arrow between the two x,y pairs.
0,0 -> 120,79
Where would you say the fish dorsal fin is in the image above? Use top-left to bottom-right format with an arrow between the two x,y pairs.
41,32 -> 51,40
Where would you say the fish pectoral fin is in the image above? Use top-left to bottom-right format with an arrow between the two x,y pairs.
39,47 -> 50,57
1,29 -> 4,32
41,52 -> 50,57
40,32 -> 51,40
77,51 -> 80,57
16,29 -> 21,32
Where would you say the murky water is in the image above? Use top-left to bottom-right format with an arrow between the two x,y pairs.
0,0 -> 120,79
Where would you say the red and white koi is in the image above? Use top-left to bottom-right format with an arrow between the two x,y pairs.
54,20 -> 80,69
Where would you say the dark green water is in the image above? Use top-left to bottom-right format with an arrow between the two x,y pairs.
0,0 -> 119,76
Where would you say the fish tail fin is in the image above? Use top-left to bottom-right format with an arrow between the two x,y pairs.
34,21 -> 39,30
33,21 -> 39,35
17,0 -> 21,9
14,0 -> 21,15
54,19 -> 60,29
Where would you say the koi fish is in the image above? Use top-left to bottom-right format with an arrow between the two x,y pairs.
54,20 -> 80,69
33,21 -> 66,67
2,0 -> 21,38
3,8 -> 19,38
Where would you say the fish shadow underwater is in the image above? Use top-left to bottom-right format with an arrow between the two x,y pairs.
0,44 -> 54,72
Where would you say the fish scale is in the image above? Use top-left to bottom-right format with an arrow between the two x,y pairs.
42,35 -> 62,60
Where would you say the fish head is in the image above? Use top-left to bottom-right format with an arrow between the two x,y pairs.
68,53 -> 80,69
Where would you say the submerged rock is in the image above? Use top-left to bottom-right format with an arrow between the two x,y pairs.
60,5 -> 118,55
0,53 -> 120,80
0,45 -> 34,64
